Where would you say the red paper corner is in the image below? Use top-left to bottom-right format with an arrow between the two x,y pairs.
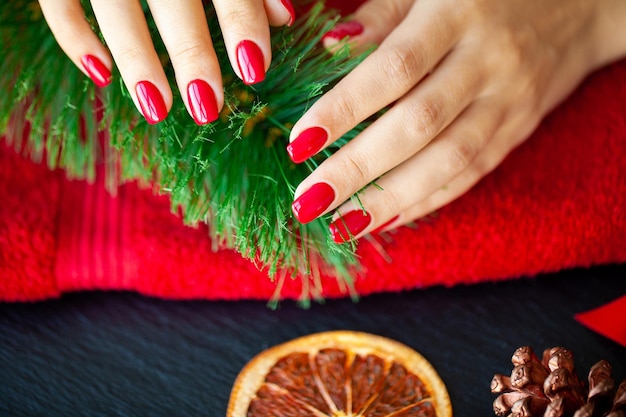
575,295 -> 626,348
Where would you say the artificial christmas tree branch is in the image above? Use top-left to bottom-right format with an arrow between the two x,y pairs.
0,1 -> 376,303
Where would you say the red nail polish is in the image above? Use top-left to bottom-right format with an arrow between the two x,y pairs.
187,79 -> 219,125
236,40 -> 266,85
330,210 -> 372,243
80,54 -> 112,88
292,183 -> 335,224
322,21 -> 364,43
280,0 -> 296,26
287,127 -> 328,163
135,81 -> 168,124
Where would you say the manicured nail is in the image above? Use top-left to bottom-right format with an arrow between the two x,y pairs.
135,81 -> 168,124
287,127 -> 328,163
280,0 -> 296,26
292,183 -> 335,224
372,215 -> 400,234
187,79 -> 219,125
330,210 -> 372,243
322,21 -> 364,43
80,54 -> 112,88
236,40 -> 266,85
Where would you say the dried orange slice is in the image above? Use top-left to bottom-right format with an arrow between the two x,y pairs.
227,330 -> 452,417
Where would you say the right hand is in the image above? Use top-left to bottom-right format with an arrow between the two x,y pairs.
287,0 -> 626,243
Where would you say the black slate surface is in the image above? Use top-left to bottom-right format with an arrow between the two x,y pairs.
1,264 -> 625,416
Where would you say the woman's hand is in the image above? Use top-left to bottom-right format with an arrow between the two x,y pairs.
287,0 -> 626,243
37,0 -> 295,125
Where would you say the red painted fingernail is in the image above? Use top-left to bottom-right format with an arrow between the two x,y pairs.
372,215 -> 400,234
80,54 -> 112,88
330,210 -> 372,243
322,21 -> 364,43
187,79 -> 219,125
135,81 -> 168,124
292,183 -> 335,224
287,127 -> 328,163
280,0 -> 296,26
236,40 -> 266,85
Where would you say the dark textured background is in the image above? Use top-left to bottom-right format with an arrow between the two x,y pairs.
1,264 -> 625,416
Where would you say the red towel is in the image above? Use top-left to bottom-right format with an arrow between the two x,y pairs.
1,0 -> 625,303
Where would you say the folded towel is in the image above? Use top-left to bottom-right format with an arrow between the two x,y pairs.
1,0 -> 625,303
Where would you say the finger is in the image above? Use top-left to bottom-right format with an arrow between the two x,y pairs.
393,107 -> 541,226
328,98 -> 502,243
289,0 -> 461,152
38,0 -> 113,87
213,0 -> 272,85
148,0 -> 222,125
392,133 -> 515,229
263,0 -> 295,27
290,46 -> 482,224
91,0 -> 171,124
322,0 -> 413,51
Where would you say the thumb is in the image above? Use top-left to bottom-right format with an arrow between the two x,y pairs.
322,0 -> 414,52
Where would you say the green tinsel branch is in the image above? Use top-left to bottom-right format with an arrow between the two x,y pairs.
0,1 -> 379,303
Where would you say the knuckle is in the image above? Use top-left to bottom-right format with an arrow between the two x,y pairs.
459,0 -> 490,21
114,45 -> 146,66
502,39 -> 526,70
381,45 -> 422,87
492,28 -> 535,74
219,7 -> 258,32
340,152 -> 371,190
378,187 -> 403,216
170,39 -> 206,64
408,98 -> 444,137
444,138 -> 478,174
329,92 -> 360,128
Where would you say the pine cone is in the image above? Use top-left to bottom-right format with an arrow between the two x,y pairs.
491,346 -> 626,417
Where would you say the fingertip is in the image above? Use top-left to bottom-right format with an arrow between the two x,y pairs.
80,54 -> 113,87
38,0 -> 114,87
291,182 -> 336,224
279,0 -> 295,26
322,0 -> 415,52
213,2 -> 272,84
235,40 -> 267,85
329,209 -> 372,243
186,79 -> 220,125
264,0 -> 295,27
286,126 -> 329,164
135,80 -> 169,125
321,20 -> 364,49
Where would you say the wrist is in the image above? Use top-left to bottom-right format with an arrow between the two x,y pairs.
588,0 -> 626,70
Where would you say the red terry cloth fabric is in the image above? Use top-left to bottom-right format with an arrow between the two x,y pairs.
1,0 -> 626,302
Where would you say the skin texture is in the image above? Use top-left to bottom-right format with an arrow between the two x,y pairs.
37,0 -> 294,123
288,0 -> 626,241
37,0 -> 626,242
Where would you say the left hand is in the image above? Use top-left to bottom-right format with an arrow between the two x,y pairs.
37,0 -> 295,125
286,0 -> 626,243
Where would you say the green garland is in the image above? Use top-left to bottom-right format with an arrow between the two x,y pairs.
0,1 -> 378,303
